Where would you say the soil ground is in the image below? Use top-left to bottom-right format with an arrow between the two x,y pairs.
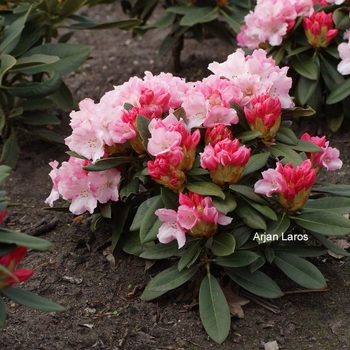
1,3 -> 350,349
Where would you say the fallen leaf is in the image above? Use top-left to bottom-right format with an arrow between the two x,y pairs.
222,286 -> 250,318
328,239 -> 350,259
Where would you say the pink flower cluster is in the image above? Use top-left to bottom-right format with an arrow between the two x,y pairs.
156,192 -> 232,248
147,114 -> 200,192
255,159 -> 317,211
46,157 -> 121,215
237,0 -> 314,50
208,49 -> 294,108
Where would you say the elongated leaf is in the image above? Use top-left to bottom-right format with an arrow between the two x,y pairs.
58,0 -> 88,18
225,267 -> 284,298
234,199 -> 267,230
287,139 -> 321,152
122,231 -> 150,257
161,187 -> 179,210
254,213 -> 290,244
229,184 -> 267,205
326,78 -> 350,104
242,197 -> 277,221
140,195 -> 164,243
290,54 -> 319,80
0,229 -> 52,251
28,129 -> 65,144
130,196 -> 160,232
180,7 -> 218,26
235,130 -> 261,143
1,133 -> 20,168
290,211 -> 350,236
0,54 -> 16,85
234,226 -> 254,249
136,115 -> 151,151
23,111 -> 60,125
0,287 -> 65,312
6,69 -> 62,98
310,231 -> 350,257
23,44 -> 92,75
141,265 -> 198,301
48,81 -> 74,111
312,184 -> 350,197
68,18 -> 141,30
111,200 -> 132,251
141,12 -> 176,29
215,251 -> 260,267
212,192 -> 236,214
210,232 -> 236,257
242,152 -> 270,177
273,252 -> 326,289
275,126 -> 298,145
0,296 -> 7,327
320,54 -> 344,91
83,156 -> 139,171
304,197 -> 350,214
295,76 -> 318,106
186,182 -> 225,199
273,244 -> 327,257
178,238 -> 203,271
266,144 -> 303,166
199,274 -> 230,345
140,241 -> 180,259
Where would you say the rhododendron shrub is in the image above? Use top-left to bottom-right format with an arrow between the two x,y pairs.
238,0 -> 350,131
47,49 -> 350,345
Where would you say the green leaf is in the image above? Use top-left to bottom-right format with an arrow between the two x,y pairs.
310,231 -> 350,257
235,130 -> 261,143
119,177 -> 139,199
68,17 -> 141,30
327,113 -> 344,133
140,241 -> 180,260
136,114 -> 151,150
215,251 -> 260,267
234,226 -> 254,249
282,106 -> 316,118
28,129 -> 65,144
275,126 -> 298,145
139,195 -> 164,243
225,267 -> 284,298
287,139 -> 322,153
0,5 -> 32,54
48,81 -> 74,111
290,54 -> 319,80
122,231 -> 150,257
333,7 -> 350,30
0,54 -> 16,85
179,7 -> 218,26
199,274 -> 230,345
295,76 -> 319,106
6,69 -> 62,98
266,144 -> 303,166
254,213 -> 290,244
58,0 -> 88,18
0,165 -> 12,186
212,192 -> 236,214
312,183 -> 350,197
141,12 -> 176,29
210,232 -> 236,257
0,228 -> 52,251
22,111 -> 60,125
83,156 -> 139,171
234,199 -> 267,231
11,54 -> 60,74
186,182 -> 225,199
111,200 -> 132,251
130,196 -> 160,232
1,132 -> 20,169
304,197 -> 350,215
273,252 -> 326,289
242,197 -> 277,221
141,265 -> 198,301
326,78 -> 350,105
23,43 -> 92,76
290,211 -> 350,236
242,152 -> 270,177
0,296 -> 6,327
229,184 -> 268,205
19,98 -> 54,111
273,244 -> 327,258
178,238 -> 203,271
0,287 -> 65,312
320,54 -> 344,91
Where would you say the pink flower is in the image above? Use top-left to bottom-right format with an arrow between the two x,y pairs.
303,11 -> 338,48
200,139 -> 251,185
337,40 -> 350,75
177,192 -> 232,237
244,93 -> 282,144
0,247 -> 34,289
301,133 -> 343,171
205,124 -> 233,146
255,160 -> 317,211
155,209 -> 187,248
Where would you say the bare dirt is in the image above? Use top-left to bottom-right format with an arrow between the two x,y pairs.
1,3 -> 350,349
